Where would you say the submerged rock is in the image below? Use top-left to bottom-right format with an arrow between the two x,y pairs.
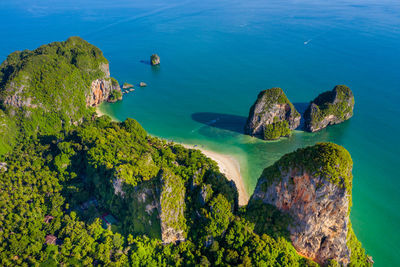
245,88 -> 300,140
304,85 -> 354,132
248,143 -> 356,265
150,54 -> 160,65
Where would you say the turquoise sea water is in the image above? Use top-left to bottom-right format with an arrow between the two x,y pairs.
1,0 -> 400,265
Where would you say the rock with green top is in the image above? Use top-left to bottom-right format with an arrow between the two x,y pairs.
304,85 -> 354,132
159,169 -> 187,243
248,143 -> 371,266
107,89 -> 123,103
150,54 -> 160,65
122,82 -> 134,89
0,36 -> 121,154
245,88 -> 300,140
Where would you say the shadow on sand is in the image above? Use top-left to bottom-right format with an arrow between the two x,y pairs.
191,112 -> 247,134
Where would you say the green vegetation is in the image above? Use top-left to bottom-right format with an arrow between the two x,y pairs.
0,116 -> 317,266
122,82 -> 133,89
347,222 -> 373,266
260,142 -> 353,194
0,109 -> 17,154
0,38 -> 370,266
253,142 -> 371,266
108,89 -> 122,102
245,199 -> 292,239
159,169 -> 187,238
245,87 -> 300,140
264,120 -> 292,140
0,37 -> 115,155
258,88 -> 299,116
306,85 -> 354,129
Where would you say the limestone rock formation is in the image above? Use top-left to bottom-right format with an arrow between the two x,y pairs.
158,169 -> 186,244
304,85 -> 354,132
122,82 -> 134,89
110,168 -> 187,244
0,36 -> 122,151
248,143 -> 354,265
245,88 -> 300,140
86,70 -> 121,106
150,54 -> 160,65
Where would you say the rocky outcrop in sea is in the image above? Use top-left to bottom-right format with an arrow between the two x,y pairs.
150,54 -> 160,65
248,143 -> 354,265
245,88 -> 300,140
304,85 -> 354,132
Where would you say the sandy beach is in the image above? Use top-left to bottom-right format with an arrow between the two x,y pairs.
96,108 -> 105,117
96,107 -> 119,121
96,107 -> 249,205
182,144 -> 249,206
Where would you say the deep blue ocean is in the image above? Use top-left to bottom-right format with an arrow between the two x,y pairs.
1,0 -> 399,265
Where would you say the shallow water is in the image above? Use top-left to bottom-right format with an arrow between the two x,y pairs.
1,0 -> 400,265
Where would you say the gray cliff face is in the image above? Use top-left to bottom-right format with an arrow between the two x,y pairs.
112,169 -> 186,244
158,169 -> 186,244
251,168 -> 350,265
86,63 -> 121,107
304,85 -> 354,132
245,88 -> 300,137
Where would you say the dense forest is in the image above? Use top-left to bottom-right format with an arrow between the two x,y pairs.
0,37 -> 370,266
0,116 -> 319,266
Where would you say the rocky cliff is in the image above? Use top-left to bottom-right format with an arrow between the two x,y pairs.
116,172 -> 187,244
158,169 -> 187,244
245,88 -> 300,140
304,85 -> 354,132
248,143 -> 356,265
0,36 -> 121,154
84,119 -> 239,245
86,64 -> 121,106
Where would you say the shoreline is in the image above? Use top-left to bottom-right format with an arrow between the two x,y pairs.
96,106 -> 119,121
182,144 -> 249,206
96,107 -> 249,206
96,107 -> 106,117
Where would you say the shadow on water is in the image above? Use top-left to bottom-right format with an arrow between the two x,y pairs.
293,102 -> 309,130
191,112 -> 247,134
139,59 -> 152,65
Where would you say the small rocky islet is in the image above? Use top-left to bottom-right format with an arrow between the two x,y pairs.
122,82 -> 134,89
304,85 -> 355,132
245,85 -> 355,140
150,54 -> 160,66
245,88 -> 300,140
